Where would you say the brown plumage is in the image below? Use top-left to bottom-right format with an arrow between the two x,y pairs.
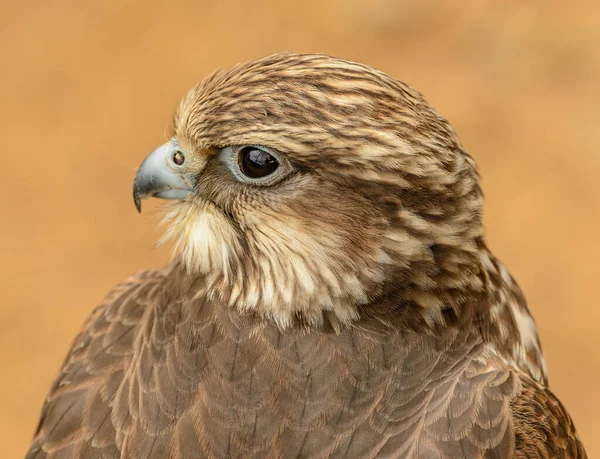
27,53 -> 585,458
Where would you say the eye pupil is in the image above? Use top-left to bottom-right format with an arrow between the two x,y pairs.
239,147 -> 279,179
173,151 -> 185,166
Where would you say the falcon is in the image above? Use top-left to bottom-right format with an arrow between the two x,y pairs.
27,53 -> 586,458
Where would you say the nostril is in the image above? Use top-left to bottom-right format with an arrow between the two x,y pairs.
172,150 -> 185,166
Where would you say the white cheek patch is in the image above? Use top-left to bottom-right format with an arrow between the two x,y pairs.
160,202 -> 241,276
160,199 -> 377,328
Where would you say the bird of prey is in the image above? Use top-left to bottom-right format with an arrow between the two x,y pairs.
27,53 -> 586,458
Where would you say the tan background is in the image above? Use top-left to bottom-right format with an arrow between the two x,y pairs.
1,1 -> 598,457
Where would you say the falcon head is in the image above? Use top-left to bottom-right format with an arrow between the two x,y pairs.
133,53 -> 484,329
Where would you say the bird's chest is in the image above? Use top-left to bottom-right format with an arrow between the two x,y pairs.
112,321 -> 489,458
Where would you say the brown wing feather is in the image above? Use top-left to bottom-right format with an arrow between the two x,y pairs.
511,376 -> 587,459
27,269 -> 167,459
27,266 -> 585,458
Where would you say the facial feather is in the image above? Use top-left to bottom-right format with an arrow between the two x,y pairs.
162,53 -> 490,331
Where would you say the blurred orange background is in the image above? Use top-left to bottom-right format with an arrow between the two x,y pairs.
1,1 -> 598,457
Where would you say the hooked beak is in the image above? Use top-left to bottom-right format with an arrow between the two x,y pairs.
133,139 -> 193,212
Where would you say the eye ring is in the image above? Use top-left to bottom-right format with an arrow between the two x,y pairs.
172,150 -> 185,166
237,146 -> 279,179
219,145 -> 289,185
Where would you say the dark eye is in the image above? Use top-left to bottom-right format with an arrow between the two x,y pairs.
238,146 -> 279,179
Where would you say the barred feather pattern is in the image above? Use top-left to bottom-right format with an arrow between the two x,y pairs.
479,248 -> 548,385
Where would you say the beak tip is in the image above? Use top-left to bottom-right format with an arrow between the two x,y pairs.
133,189 -> 142,213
